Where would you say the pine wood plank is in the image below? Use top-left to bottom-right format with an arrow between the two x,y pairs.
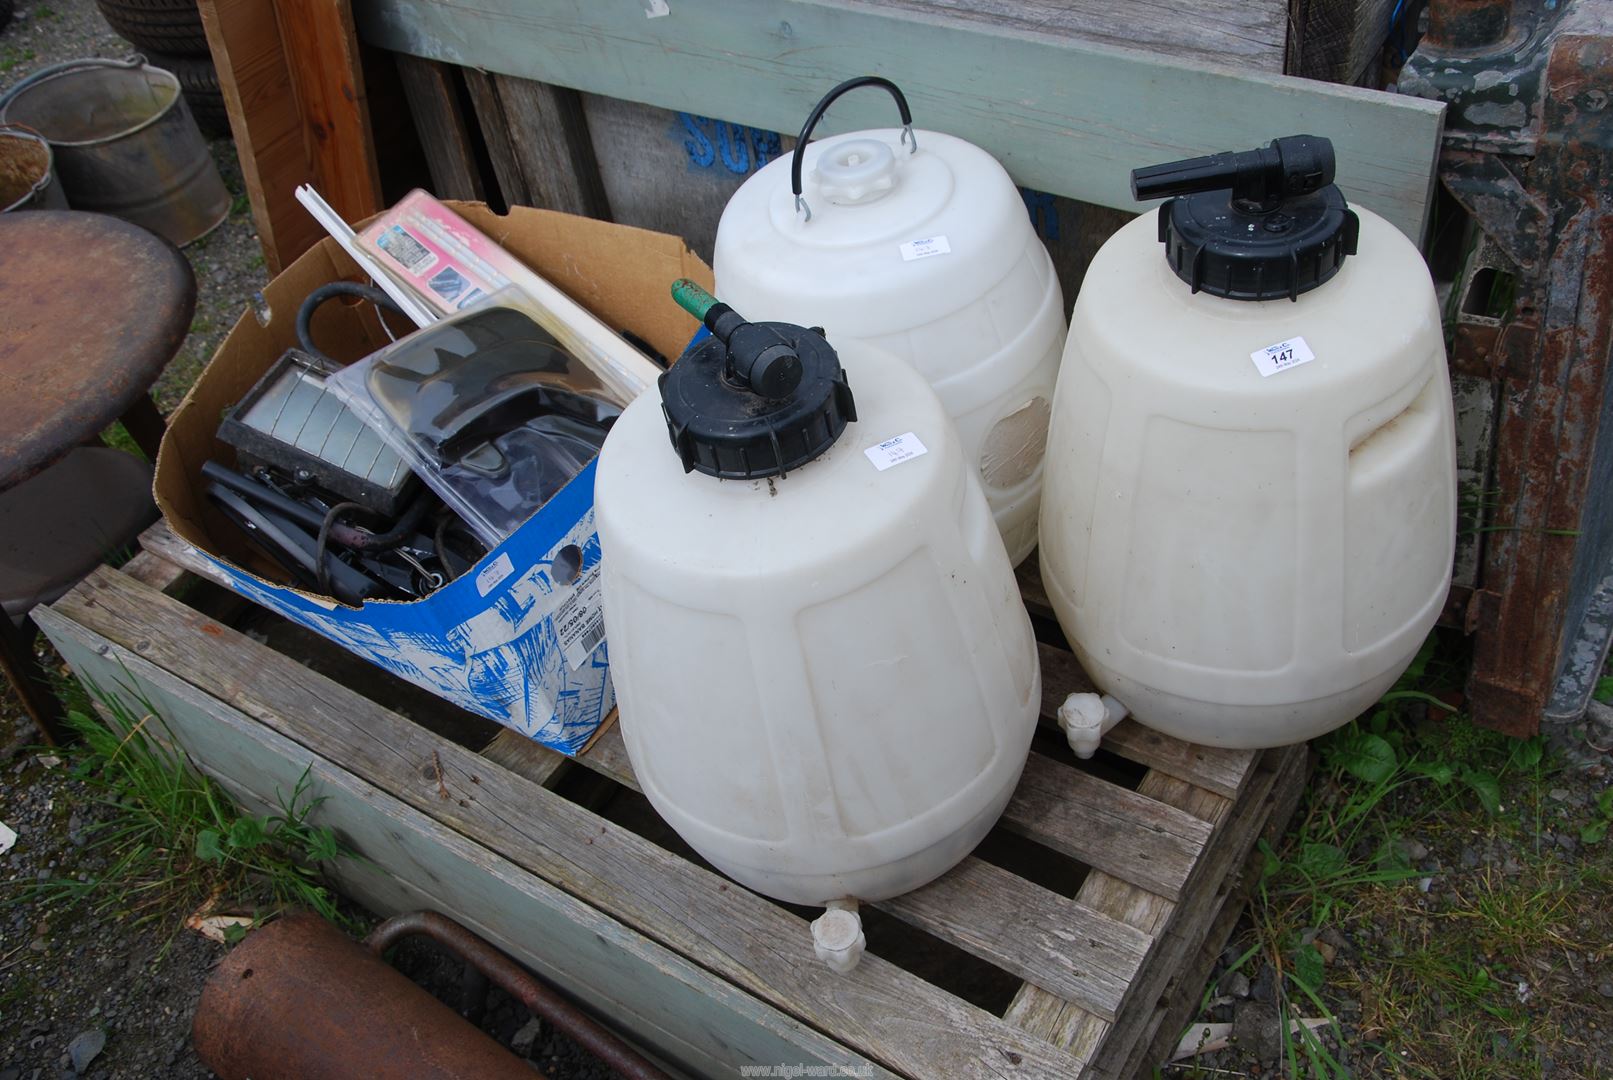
42,612 -> 887,1080
199,0 -> 324,272
1000,752 -> 1213,901
352,0 -> 1444,241
274,0 -> 383,224
45,567 -> 1086,1079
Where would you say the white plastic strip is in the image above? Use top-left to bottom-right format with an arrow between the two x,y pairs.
294,185 -> 439,328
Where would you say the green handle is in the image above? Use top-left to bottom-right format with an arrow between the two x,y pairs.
671,279 -> 719,324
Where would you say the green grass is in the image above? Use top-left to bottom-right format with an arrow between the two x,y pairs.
0,47 -> 38,74
1173,631 -> 1613,1079
20,681 -> 358,940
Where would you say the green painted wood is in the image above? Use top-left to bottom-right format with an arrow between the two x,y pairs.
40,611 -> 891,1080
351,0 -> 1444,241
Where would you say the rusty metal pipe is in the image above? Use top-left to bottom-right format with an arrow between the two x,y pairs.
1425,0 -> 1514,50
192,911 -> 542,1080
365,910 -> 669,1080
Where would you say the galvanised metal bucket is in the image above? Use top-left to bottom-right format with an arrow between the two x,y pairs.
0,56 -> 229,245
0,124 -> 67,212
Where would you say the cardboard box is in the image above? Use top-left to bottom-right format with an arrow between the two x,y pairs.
156,204 -> 712,754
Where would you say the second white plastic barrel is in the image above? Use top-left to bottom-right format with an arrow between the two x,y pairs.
713,76 -> 1065,565
596,283 -> 1040,905
1040,136 -> 1456,749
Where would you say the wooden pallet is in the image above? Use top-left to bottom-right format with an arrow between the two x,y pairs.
37,522 -> 1308,1079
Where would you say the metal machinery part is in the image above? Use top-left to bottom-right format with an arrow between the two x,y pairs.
1400,0 -> 1613,733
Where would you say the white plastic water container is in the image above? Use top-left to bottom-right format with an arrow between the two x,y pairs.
713,76 -> 1065,565
1039,136 -> 1456,750
596,284 -> 1039,961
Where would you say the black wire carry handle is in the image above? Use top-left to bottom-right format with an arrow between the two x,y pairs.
791,76 -> 916,223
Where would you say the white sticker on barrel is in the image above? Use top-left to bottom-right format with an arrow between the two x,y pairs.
865,432 -> 929,471
475,552 -> 515,597
899,236 -> 951,262
1250,336 -> 1316,377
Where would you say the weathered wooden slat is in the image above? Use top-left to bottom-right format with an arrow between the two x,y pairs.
579,707 -> 1154,1024
579,94 -> 786,264
479,727 -> 568,787
872,0 -> 1288,70
1016,554 -> 1053,620
42,612 -> 886,1080
1000,753 -> 1212,902
1004,746 -> 1305,1073
1119,743 -> 1310,1078
461,69 -> 532,208
45,567 -> 1085,1079
1035,642 -> 1258,801
579,722 -> 635,787
490,76 -> 611,218
1286,0 -> 1398,84
877,857 -> 1151,1023
1004,776 -> 1231,1058
138,521 -> 234,590
594,723 -> 1203,921
394,55 -> 487,201
121,549 -> 190,595
1098,723 -> 1257,804
352,0 -> 1444,241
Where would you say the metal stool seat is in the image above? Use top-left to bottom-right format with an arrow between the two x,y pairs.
0,446 -> 159,620
0,210 -> 193,742
0,447 -> 159,740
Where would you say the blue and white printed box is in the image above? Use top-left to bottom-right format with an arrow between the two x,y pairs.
155,203 -> 713,754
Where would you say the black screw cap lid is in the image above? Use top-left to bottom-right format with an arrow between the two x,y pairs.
660,317 -> 857,480
1133,134 -> 1360,302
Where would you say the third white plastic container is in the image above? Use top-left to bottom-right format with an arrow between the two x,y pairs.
713,76 -> 1065,565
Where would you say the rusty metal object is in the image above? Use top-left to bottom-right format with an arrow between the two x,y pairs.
0,124 -> 66,212
192,912 -> 543,1080
0,210 -> 194,488
1427,0 -> 1516,49
1402,0 -> 1613,733
365,911 -> 670,1080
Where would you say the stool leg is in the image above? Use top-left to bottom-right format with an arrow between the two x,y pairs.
0,616 -> 66,746
119,394 -> 167,462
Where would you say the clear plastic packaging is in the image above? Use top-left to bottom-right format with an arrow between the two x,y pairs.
326,297 -> 622,547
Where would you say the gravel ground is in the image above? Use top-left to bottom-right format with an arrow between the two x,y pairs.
0,738 -> 221,1080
